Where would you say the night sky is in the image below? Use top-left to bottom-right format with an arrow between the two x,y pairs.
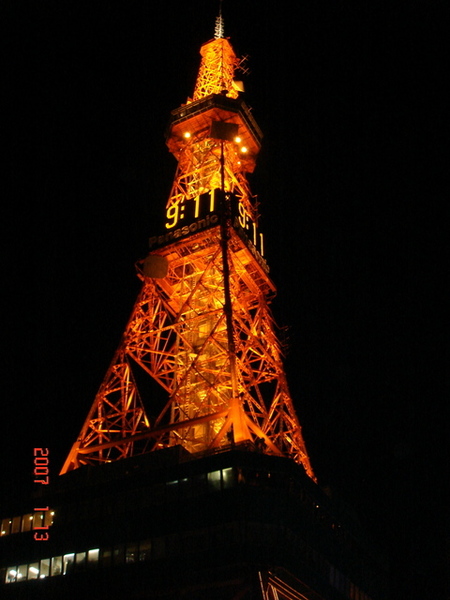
3,2 -> 446,598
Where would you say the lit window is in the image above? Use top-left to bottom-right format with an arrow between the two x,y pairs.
21,514 -> 33,532
33,512 -> 44,529
222,467 -> 235,488
75,552 -> 86,571
207,470 -> 221,491
1,518 -> 11,536
28,563 -> 39,579
11,516 -> 21,534
7,568 -> 17,583
63,553 -> 75,575
40,558 -> 50,578
44,510 -> 54,527
51,556 -> 62,577
88,549 -> 99,564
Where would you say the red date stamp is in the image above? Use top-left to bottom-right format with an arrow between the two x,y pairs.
33,448 -> 50,541
33,448 -> 49,485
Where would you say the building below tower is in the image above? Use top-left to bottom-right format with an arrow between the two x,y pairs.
1,445 -> 387,599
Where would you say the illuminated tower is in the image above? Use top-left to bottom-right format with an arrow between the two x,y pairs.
60,15 -> 314,480
1,13 -> 389,600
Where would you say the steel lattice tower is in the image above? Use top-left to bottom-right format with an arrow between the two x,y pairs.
61,22 -> 315,481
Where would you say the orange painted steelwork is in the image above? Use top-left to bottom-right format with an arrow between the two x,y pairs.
193,38 -> 240,101
61,33 -> 315,481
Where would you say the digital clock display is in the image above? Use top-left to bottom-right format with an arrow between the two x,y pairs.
149,190 -> 220,249
149,189 -> 266,273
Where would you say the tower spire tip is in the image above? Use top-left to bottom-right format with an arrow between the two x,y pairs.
214,0 -> 224,39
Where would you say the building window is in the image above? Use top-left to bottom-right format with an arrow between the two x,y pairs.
51,556 -> 62,577
33,512 -> 45,529
112,545 -> 124,565
21,514 -> 33,532
152,537 -> 165,559
100,548 -> 112,568
63,553 -> 75,575
139,540 -> 151,561
44,510 -> 55,527
2,535 -> 158,586
207,470 -> 221,492
40,558 -> 50,578
75,552 -> 86,572
222,467 -> 235,488
11,516 -> 21,534
87,548 -> 99,568
192,472 -> 208,495
1,518 -> 11,536
6,567 -> 17,583
126,543 -> 138,563
28,563 -> 40,579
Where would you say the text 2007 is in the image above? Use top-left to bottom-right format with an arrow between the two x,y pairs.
33,448 -> 49,485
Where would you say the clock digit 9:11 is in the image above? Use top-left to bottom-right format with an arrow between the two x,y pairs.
165,192 -> 216,229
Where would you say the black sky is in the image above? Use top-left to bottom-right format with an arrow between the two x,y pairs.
3,2 -> 447,598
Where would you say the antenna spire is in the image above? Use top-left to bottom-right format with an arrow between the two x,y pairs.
214,1 -> 224,39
